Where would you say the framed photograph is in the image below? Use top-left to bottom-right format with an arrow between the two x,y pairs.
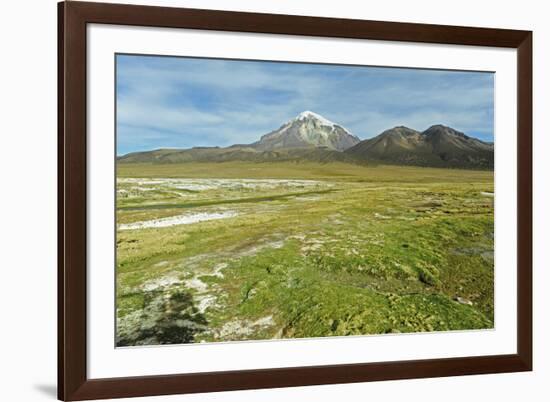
58,1 -> 532,400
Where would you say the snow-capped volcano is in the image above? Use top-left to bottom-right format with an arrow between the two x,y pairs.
296,110 -> 340,127
252,111 -> 360,151
119,115 -> 493,168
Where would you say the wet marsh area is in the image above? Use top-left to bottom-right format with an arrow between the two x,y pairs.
116,163 -> 494,346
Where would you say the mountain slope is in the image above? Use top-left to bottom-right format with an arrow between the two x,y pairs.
118,111 -> 361,164
118,145 -> 358,164
251,111 -> 360,151
118,113 -> 493,169
345,125 -> 493,168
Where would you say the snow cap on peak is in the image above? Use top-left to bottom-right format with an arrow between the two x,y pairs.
295,111 -> 336,127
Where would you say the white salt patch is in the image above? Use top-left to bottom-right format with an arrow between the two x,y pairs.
238,240 -> 286,257
118,178 -> 326,192
295,196 -> 321,202
269,240 -> 285,249
217,315 -> 275,338
142,275 -> 180,291
118,211 -> 238,230
184,278 -> 208,293
132,186 -> 155,192
172,183 -> 216,191
211,263 -> 228,278
196,295 -> 217,313
253,315 -> 275,327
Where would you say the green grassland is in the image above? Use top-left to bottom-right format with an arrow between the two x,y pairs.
116,162 -> 494,346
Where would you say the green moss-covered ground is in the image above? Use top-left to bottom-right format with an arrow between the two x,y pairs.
115,162 -> 494,346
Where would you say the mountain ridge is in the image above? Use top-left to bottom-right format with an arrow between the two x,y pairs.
250,111 -> 360,151
118,112 -> 493,169
345,124 -> 493,168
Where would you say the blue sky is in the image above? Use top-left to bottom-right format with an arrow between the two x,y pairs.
116,54 -> 494,155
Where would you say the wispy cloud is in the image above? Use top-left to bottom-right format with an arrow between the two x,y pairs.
116,55 -> 494,154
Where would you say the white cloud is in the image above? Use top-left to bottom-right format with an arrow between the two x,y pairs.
116,55 -> 494,153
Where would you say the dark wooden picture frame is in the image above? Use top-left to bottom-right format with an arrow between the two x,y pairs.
58,1 -> 532,400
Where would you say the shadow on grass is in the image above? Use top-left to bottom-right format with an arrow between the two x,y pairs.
117,289 -> 208,346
